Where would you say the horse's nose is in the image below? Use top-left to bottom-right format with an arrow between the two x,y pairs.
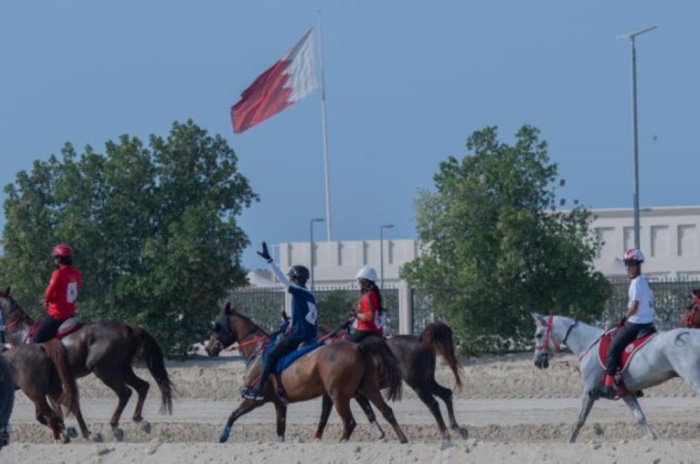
534,353 -> 549,369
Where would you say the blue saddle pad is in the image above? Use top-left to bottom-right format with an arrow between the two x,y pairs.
262,337 -> 323,374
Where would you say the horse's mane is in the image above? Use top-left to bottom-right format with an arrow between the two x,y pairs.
223,302 -> 269,337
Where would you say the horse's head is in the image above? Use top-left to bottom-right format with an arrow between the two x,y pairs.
204,302 -> 241,357
204,317 -> 234,357
531,313 -> 553,369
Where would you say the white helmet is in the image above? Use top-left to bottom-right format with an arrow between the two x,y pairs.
356,266 -> 378,282
623,248 -> 645,263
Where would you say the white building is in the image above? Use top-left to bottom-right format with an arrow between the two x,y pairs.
252,205 -> 700,286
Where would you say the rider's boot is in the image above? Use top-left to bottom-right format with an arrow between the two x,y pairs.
597,374 -> 617,399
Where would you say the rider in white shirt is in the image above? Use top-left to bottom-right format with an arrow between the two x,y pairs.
595,248 -> 656,399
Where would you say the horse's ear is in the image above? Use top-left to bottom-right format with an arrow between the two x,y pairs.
531,312 -> 545,326
3,286 -> 9,295
224,302 -> 233,316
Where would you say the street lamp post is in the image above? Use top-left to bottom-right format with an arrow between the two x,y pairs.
379,224 -> 395,289
309,218 -> 325,291
618,26 -> 657,250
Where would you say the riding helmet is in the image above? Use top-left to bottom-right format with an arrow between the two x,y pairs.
52,243 -> 73,258
623,248 -> 645,263
288,265 -> 310,281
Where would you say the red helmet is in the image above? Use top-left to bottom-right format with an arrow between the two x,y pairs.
52,243 -> 73,258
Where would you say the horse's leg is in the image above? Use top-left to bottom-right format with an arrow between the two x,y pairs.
121,367 -> 151,432
51,393 -> 92,441
273,400 -> 287,442
35,399 -> 67,443
313,394 -> 333,441
622,395 -> 657,440
361,387 -> 408,444
329,392 -> 356,442
92,366 -> 132,441
354,394 -> 385,440
428,378 -> 468,439
220,399 -> 267,443
411,383 -> 450,442
570,394 -> 595,443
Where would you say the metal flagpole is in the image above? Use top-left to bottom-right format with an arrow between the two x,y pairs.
317,11 -> 333,241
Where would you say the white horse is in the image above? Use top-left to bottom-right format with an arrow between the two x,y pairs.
532,313 -> 700,443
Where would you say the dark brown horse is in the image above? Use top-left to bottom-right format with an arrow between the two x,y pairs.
0,287 -> 174,441
3,340 -> 82,442
316,322 -> 467,443
205,302 -> 408,443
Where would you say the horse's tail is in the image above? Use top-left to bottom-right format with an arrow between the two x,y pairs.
41,339 -> 80,416
357,337 -> 403,402
134,327 -> 174,415
420,322 -> 464,391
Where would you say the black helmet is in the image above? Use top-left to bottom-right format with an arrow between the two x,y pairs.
288,265 -> 310,282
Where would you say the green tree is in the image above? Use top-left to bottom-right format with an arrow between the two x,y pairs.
402,125 -> 610,355
0,120 -> 257,357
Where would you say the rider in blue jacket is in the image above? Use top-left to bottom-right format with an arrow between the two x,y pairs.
241,242 -> 318,400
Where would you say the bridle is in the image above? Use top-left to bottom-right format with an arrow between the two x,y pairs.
0,294 -> 32,344
536,314 -> 578,357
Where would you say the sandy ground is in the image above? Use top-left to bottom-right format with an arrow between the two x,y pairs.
3,349 -> 700,463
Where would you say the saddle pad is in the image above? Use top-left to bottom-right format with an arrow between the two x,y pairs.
597,329 -> 657,373
56,317 -> 83,338
262,337 -> 324,375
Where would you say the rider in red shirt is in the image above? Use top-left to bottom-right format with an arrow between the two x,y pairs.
34,244 -> 82,343
348,266 -> 386,343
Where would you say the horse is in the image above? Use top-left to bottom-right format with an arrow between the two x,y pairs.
204,302 -> 408,443
314,322 -> 468,443
0,354 -> 13,449
532,312 -> 700,443
0,286 -> 174,441
3,340 -> 83,443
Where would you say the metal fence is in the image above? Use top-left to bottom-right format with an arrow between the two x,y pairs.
226,285 -> 400,335
600,277 -> 700,330
229,278 -> 700,335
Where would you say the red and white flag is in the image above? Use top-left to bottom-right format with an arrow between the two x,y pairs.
231,29 -> 317,133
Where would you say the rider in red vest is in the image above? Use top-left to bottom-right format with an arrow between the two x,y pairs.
347,266 -> 386,343
34,244 -> 82,343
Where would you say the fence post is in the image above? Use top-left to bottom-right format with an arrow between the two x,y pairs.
398,280 -> 413,334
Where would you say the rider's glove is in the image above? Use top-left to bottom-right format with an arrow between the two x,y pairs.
257,242 -> 273,263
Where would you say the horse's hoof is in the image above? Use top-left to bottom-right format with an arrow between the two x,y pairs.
219,425 -> 231,443
140,421 -> 152,433
112,427 -> 124,442
275,435 -> 284,443
66,426 -> 78,438
458,427 -> 469,439
61,434 -> 71,444
93,432 -> 105,443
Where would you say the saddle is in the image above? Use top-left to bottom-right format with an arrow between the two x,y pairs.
597,328 -> 658,373
28,316 -> 84,343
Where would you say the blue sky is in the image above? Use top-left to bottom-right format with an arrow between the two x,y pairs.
1,1 -> 698,270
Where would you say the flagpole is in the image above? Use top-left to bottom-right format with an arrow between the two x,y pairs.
317,11 -> 333,241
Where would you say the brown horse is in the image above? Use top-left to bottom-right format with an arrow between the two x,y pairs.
3,340 -> 82,442
315,322 -> 467,443
205,302 -> 408,443
0,287 -> 174,441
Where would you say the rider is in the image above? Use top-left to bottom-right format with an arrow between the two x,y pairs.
34,244 -> 82,343
596,248 -> 656,399
347,266 -> 386,343
241,242 -> 318,401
